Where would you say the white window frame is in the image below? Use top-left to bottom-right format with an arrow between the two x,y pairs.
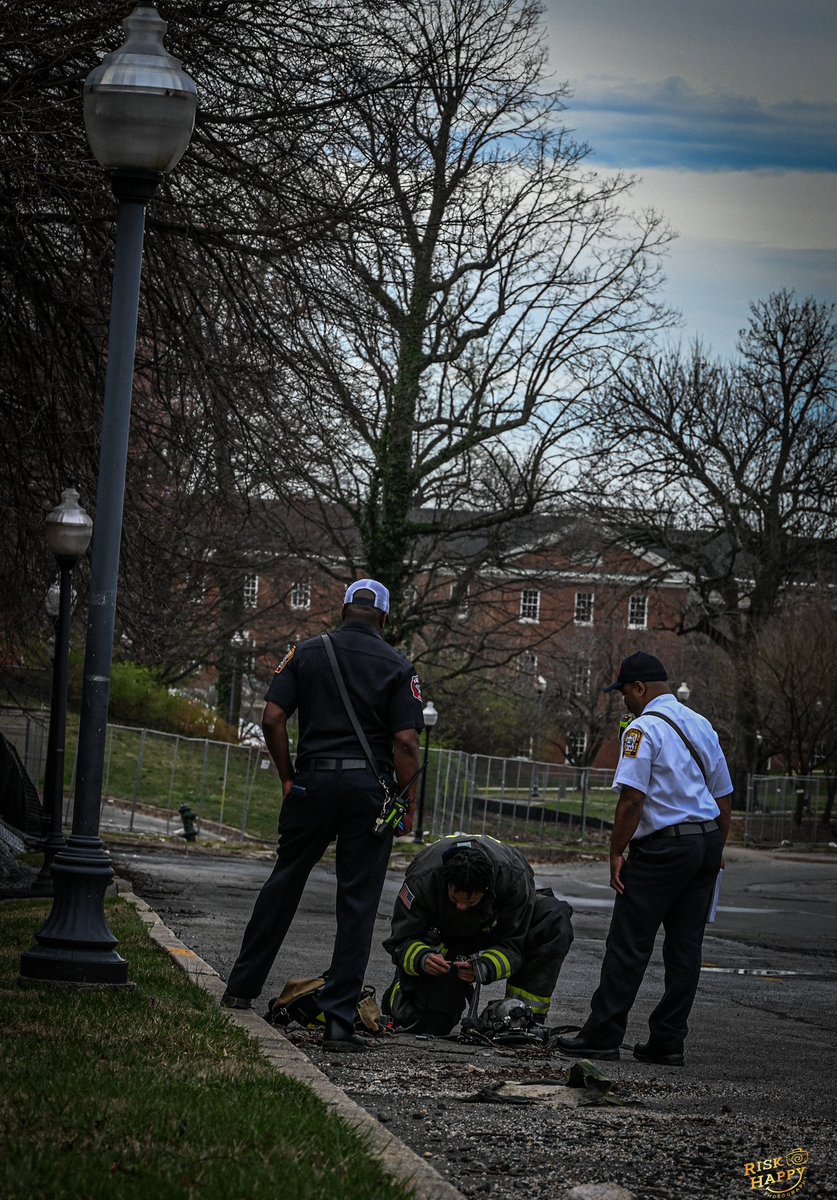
517,650 -> 538,676
566,730 -> 588,761
574,591 -> 594,626
452,582 -> 470,619
519,588 -> 541,623
572,660 -> 591,695
243,572 -> 259,610
628,594 -> 648,629
289,580 -> 311,611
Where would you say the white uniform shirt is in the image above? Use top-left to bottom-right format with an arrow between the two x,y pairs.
613,694 -> 733,839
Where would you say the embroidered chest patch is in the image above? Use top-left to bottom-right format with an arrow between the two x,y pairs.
398,883 -> 415,909
622,727 -> 644,758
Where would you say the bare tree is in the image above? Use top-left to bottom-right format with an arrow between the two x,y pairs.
583,291 -> 837,791
254,0 -> 671,657
0,0 -> 394,693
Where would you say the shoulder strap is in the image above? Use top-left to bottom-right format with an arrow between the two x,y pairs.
320,633 -> 385,784
642,710 -> 709,783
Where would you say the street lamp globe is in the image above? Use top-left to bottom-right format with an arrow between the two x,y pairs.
44,488 -> 93,562
83,2 -> 197,176
676,681 -> 691,703
423,699 -> 439,729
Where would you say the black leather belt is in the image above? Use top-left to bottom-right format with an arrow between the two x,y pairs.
645,819 -> 719,840
307,757 -> 369,771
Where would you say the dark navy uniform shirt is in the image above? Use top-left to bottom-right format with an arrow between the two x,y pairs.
265,620 -> 423,771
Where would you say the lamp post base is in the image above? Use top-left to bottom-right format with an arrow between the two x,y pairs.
18,836 -> 128,986
30,831 -> 68,896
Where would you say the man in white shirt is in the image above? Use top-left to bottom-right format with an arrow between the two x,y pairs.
557,652 -> 732,1066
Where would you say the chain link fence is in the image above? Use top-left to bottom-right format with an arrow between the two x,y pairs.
746,773 -> 836,846
6,706 -> 833,849
2,708 -> 616,846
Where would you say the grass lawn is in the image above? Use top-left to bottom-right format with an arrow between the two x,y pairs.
0,899 -> 414,1200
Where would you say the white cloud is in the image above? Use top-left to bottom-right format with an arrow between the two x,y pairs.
565,77 -> 837,171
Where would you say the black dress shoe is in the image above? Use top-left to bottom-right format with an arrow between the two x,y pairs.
322,1019 -> 368,1053
633,1041 -> 684,1066
220,993 -> 252,1010
555,1032 -> 619,1061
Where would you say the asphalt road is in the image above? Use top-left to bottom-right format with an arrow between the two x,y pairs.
113,840 -> 837,1198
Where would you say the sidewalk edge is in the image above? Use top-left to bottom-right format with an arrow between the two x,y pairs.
120,888 -> 465,1200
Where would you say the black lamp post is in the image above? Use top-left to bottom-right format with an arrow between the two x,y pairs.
413,700 -> 438,844
20,3 -> 196,986
31,489 -> 93,896
531,674 -> 547,798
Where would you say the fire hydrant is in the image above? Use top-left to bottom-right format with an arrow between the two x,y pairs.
179,803 -> 198,842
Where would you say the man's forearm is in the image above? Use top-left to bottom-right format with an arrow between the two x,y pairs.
716,793 -> 732,843
610,786 -> 645,856
262,703 -> 293,783
393,732 -> 421,801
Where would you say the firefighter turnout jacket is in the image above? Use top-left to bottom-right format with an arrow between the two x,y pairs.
383,835 -> 537,986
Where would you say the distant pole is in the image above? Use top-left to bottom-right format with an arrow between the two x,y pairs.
32,490 -> 93,895
413,700 -> 438,843
530,675 -> 547,798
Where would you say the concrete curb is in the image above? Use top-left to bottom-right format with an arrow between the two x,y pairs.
121,888 -> 465,1200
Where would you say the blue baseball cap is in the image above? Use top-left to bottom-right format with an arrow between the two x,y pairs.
343,578 -> 390,614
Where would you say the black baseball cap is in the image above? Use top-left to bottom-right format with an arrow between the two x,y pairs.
603,652 -> 668,692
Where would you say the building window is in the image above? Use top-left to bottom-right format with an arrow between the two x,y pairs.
520,588 -> 541,622
517,650 -> 538,676
628,594 -> 648,629
241,635 -> 257,674
243,573 -> 259,609
289,580 -> 311,611
572,660 -> 591,695
452,582 -> 470,618
574,591 -> 594,625
566,731 -> 588,761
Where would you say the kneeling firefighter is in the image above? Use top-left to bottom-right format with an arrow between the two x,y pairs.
382,835 -> 574,1034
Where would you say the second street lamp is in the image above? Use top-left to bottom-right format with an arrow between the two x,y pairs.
531,675 -> 547,798
32,489 -> 93,895
413,700 -> 438,844
20,3 -> 196,987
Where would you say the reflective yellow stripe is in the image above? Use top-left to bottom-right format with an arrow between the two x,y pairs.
480,949 -> 512,980
506,984 -> 550,1014
403,941 -> 432,976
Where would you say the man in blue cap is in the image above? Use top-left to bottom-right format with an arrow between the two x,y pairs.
557,652 -> 732,1066
221,579 -> 423,1051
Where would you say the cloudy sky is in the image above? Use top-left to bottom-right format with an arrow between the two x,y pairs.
543,0 -> 837,357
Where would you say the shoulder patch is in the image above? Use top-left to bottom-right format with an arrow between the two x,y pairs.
274,645 -> 296,675
622,727 -> 644,758
411,675 -> 422,701
398,883 -> 415,909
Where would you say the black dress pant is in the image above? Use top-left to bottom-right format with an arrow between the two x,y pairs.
583,828 -> 723,1049
225,766 -> 392,1028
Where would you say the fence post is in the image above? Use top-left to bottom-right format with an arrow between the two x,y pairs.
129,727 -> 147,832
580,768 -> 589,844
239,746 -> 254,840
219,742 -> 230,834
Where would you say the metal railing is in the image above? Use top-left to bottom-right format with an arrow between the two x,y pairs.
10,707 -> 832,849
1,708 -> 617,847
745,774 -> 836,846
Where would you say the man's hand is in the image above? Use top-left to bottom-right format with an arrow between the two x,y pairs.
423,952 -> 451,977
610,852 -> 627,894
453,957 -> 477,983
